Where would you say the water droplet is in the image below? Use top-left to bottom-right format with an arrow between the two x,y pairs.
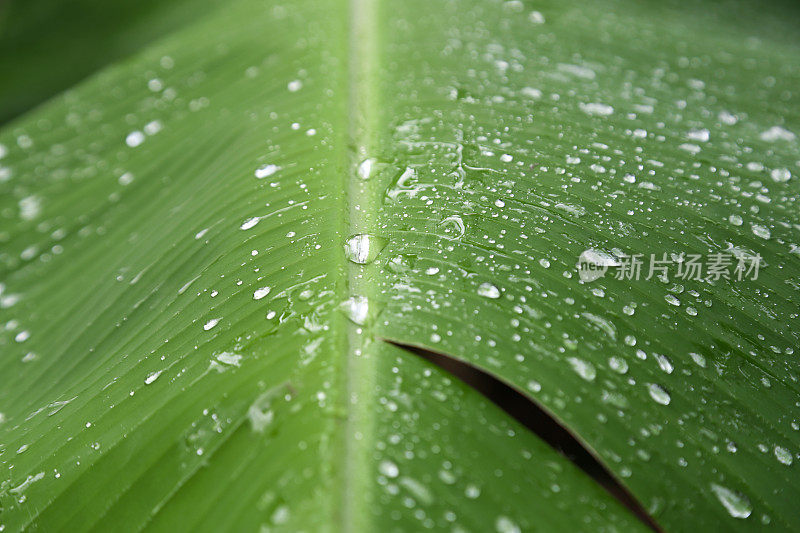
728,214 -> 743,226
689,352 -> 707,368
579,102 -> 614,116
751,225 -> 771,240
255,164 -> 280,179
495,516 -> 521,533
439,215 -> 465,240
774,446 -> 793,465
647,383 -> 671,405
248,391 -> 275,433
477,282 -> 501,299
125,131 -> 145,148
654,353 -> 674,374
710,483 -> 752,518
608,356 -> 628,374
240,217 -> 260,230
568,357 -> 596,381
770,168 -> 791,183
340,296 -> 369,325
287,80 -> 303,92
760,126 -> 795,142
379,459 -> 399,478
358,158 -> 376,180
465,484 -> 481,499
253,286 -> 271,300
144,120 -> 162,135
145,370 -> 163,385
664,294 -> 681,306
216,352 -> 242,367
344,234 -> 386,264
203,318 -> 220,331
687,129 -> 710,142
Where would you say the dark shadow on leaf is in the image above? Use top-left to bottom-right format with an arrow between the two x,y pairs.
386,339 -> 662,532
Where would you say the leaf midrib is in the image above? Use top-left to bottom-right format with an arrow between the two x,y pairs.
339,0 -> 380,530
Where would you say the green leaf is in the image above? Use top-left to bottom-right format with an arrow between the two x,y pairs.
1,0 -> 799,531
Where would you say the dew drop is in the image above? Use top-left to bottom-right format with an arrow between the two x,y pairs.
125,131 -> 145,147
477,282 -> 501,299
647,383 -> 671,405
379,460 -> 399,478
774,446 -> 793,466
344,234 -> 386,264
568,357 -> 596,382
253,286 -> 271,300
751,225 -> 771,240
770,168 -> 791,183
358,158 -> 376,180
710,483 -> 752,519
203,318 -> 220,331
240,217 -> 260,230
145,370 -> 163,385
340,296 -> 369,325
255,164 -> 280,179
608,356 -> 628,374
495,516 -> 521,533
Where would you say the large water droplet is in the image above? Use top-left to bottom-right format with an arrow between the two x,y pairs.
379,459 -> 399,478
358,158 -> 376,180
439,215 -> 465,240
477,282 -> 501,299
647,383 -> 671,405
340,296 -> 370,325
344,234 -> 386,264
751,225 -> 771,240
568,357 -> 596,381
710,483 -> 752,518
255,164 -> 280,179
774,446 -> 793,466
253,286 -> 271,300
495,516 -> 521,533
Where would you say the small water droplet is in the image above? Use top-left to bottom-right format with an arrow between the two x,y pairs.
465,484 -> 481,499
203,318 -> 220,331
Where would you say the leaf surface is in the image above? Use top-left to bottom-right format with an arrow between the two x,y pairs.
1,0 -> 799,531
